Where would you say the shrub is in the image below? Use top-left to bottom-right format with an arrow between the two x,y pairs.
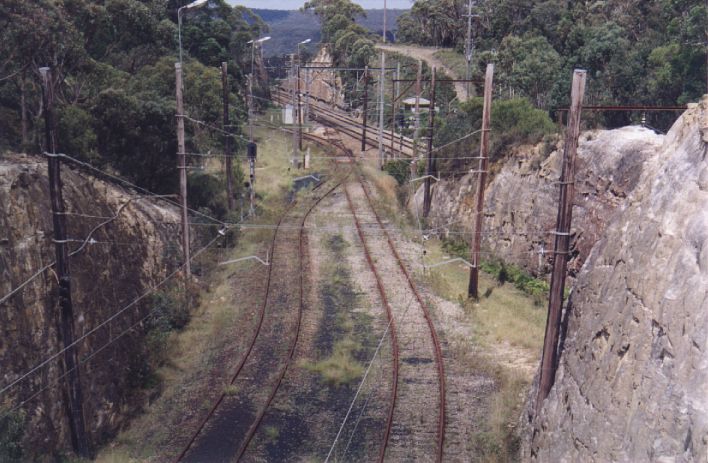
480,257 -> 549,304
441,236 -> 469,260
383,159 -> 411,186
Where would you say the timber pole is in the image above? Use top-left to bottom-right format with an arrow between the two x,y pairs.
390,62 -> 400,158
536,69 -> 587,414
362,66 -> 369,153
291,57 -> 299,168
298,61 -> 303,153
423,66 -> 437,218
413,60 -> 422,162
175,63 -> 191,278
467,63 -> 494,299
40,66 -> 91,458
378,51 -> 386,169
222,62 -> 234,211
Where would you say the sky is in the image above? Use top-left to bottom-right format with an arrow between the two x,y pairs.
232,0 -> 411,9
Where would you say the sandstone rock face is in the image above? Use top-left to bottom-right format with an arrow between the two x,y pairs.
522,99 -> 708,461
0,154 -> 181,458
411,126 -> 664,277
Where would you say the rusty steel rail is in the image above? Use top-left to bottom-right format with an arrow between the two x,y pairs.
272,88 -> 415,157
356,171 -> 446,463
315,132 -> 446,462
175,177 -> 345,463
174,212 -> 286,463
343,184 -> 400,463
235,175 -> 348,461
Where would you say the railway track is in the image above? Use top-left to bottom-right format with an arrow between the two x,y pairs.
176,116 -> 445,461
305,130 -> 445,461
174,176 -> 345,463
272,88 -> 416,158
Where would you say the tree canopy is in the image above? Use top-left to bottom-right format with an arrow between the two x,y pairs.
0,0 -> 266,202
396,0 -> 707,118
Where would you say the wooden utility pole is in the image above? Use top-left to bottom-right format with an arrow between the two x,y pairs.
389,62 -> 400,159
305,68 -> 311,129
222,63 -> 234,211
291,56 -> 299,168
464,0 -> 475,99
40,66 -> 90,458
413,60 -> 422,160
423,67 -> 437,218
175,63 -> 191,278
378,53 -> 386,168
361,66 -> 369,153
536,69 -> 587,414
467,63 -> 494,299
298,62 -> 303,153
378,0 -> 387,168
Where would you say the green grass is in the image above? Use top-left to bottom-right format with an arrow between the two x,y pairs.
423,238 -> 546,352
301,234 -> 366,387
302,338 -> 365,387
419,237 -> 543,462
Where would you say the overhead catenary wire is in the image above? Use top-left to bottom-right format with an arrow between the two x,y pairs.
49,152 -> 228,226
0,199 -> 148,306
0,304 -> 164,421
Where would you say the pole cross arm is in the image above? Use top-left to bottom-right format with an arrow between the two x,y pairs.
425,257 -> 476,270
218,252 -> 270,267
410,175 -> 440,183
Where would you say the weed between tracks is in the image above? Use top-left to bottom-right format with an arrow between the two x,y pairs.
302,234 -> 366,387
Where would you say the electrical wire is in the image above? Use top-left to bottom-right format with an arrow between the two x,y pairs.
0,234 -> 223,398
50,152 -> 227,226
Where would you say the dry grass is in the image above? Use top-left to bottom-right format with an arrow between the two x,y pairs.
422,238 -> 546,352
419,238 -> 543,461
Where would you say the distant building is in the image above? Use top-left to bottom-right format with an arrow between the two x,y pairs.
402,97 -> 431,113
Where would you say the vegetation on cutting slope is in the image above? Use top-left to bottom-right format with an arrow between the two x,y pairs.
397,0 -> 706,128
0,0 -> 268,219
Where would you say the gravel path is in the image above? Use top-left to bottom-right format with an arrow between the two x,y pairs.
376,44 -> 469,101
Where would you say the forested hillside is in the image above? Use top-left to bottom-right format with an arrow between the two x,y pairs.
252,8 -> 405,57
0,0 -> 266,203
397,0 -> 707,113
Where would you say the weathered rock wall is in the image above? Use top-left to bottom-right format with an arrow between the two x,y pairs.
411,126 -> 663,277
0,154 -> 181,459
521,99 -> 708,461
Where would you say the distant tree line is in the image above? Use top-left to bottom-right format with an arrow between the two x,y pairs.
397,0 -> 707,119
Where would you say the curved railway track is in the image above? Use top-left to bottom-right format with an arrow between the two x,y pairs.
303,130 -> 446,461
174,176 -> 345,463
272,88 -> 415,157
176,109 -> 445,461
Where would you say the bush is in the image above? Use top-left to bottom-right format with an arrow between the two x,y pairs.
441,236 -> 469,260
491,98 -> 556,160
435,97 -> 556,173
480,257 -> 549,304
383,159 -> 411,186
188,172 -> 228,220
